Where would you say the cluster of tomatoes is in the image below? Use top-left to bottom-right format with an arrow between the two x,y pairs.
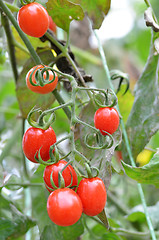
22,104 -> 119,226
22,124 -> 107,226
18,1 -> 120,227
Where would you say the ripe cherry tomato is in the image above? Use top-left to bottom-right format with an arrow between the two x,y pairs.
26,65 -> 58,94
43,160 -> 78,192
22,126 -> 56,163
94,107 -> 119,135
77,177 -> 107,216
47,188 -> 83,226
48,16 -> 56,33
17,2 -> 49,37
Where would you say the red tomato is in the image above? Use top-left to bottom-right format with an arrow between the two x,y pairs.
22,126 -> 56,163
47,188 -> 83,226
26,65 -> 58,94
43,160 -> 78,192
17,2 -> 49,37
48,16 -> 56,33
77,177 -> 107,216
94,107 -> 119,135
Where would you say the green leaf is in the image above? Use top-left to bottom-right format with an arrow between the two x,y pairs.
0,194 -> 36,239
71,0 -> 111,29
0,219 -> 16,240
58,220 -> 84,240
123,31 -> 159,160
46,0 -> 84,32
92,224 -> 122,240
121,153 -> 159,187
16,49 -> 56,118
40,225 -> 64,240
126,202 -> 159,230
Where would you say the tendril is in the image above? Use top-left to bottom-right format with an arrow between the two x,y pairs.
29,65 -> 57,87
27,107 -> 56,130
34,148 -> 54,166
20,0 -> 35,5
84,131 -> 114,150
77,87 -> 118,108
110,70 -> 129,95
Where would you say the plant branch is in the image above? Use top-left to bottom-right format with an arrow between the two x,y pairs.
144,0 -> 151,7
108,191 -> 129,215
1,11 -> 18,82
4,182 -> 43,188
111,227 -> 159,239
5,2 -> 19,12
52,89 -> 72,120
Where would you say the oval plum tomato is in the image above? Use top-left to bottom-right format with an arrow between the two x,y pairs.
26,65 -> 58,94
43,160 -> 78,192
22,126 -> 56,163
47,188 -> 83,226
94,107 -> 119,135
77,177 -> 107,216
17,2 -> 49,37
48,16 -> 56,33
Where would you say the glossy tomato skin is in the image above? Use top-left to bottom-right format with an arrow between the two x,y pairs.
48,16 -> 56,33
26,65 -> 58,94
43,160 -> 78,192
77,177 -> 107,216
94,107 -> 119,135
47,188 -> 83,226
22,126 -> 56,163
17,3 -> 49,37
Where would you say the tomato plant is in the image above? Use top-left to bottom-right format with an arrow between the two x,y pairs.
26,65 -> 58,94
22,126 -> 56,163
94,107 -> 120,135
77,177 -> 107,216
43,160 -> 78,192
47,188 -> 83,226
48,16 -> 56,33
1,0 -> 159,239
17,2 -> 49,37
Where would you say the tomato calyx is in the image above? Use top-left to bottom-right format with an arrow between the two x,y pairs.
84,130 -> 114,150
44,160 -> 77,191
28,65 -> 58,88
27,107 -> 56,130
20,0 -> 35,6
76,162 -> 99,179
93,88 -> 117,108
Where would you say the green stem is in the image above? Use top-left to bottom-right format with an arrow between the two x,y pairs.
45,31 -> 86,86
111,227 -> 159,239
13,39 -> 30,55
0,124 -> 21,164
4,183 -> 43,188
65,51 -> 87,87
52,89 -> 72,120
45,31 -> 94,101
45,31 -> 66,53
144,0 -> 151,7
108,191 -> 129,215
5,2 -> 19,12
1,11 -> 18,82
93,30 -> 157,240
22,119 -> 30,180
